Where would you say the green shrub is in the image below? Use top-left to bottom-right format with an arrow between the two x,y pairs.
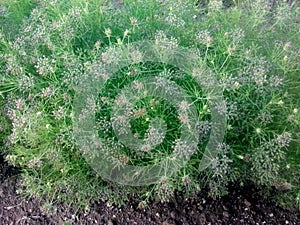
0,0 -> 299,209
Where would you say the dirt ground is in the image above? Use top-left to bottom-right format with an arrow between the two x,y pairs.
0,156 -> 299,225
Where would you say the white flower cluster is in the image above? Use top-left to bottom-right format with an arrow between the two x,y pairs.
154,30 -> 178,50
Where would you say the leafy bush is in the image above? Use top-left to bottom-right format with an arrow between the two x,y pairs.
0,0 -> 299,209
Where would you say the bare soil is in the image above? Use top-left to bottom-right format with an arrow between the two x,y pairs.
0,156 -> 299,225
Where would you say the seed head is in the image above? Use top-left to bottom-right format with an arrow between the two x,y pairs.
104,28 -> 112,37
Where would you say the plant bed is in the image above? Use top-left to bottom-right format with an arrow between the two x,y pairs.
0,0 -> 300,223
0,165 -> 299,224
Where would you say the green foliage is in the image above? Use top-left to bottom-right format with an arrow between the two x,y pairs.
0,0 -> 37,38
0,0 -> 299,210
